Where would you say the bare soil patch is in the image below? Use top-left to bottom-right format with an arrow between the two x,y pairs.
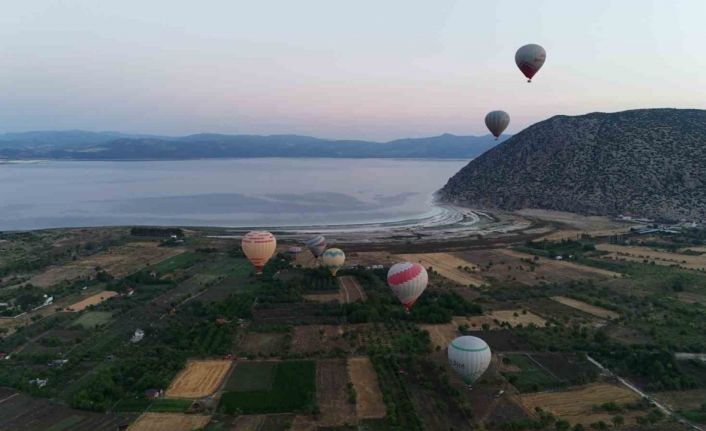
395,252 -> 483,286
347,356 -> 385,419
489,309 -> 547,327
127,413 -> 211,431
339,275 -> 367,303
519,383 -> 639,426
238,332 -> 289,357
551,296 -> 619,320
165,359 -> 233,398
65,290 -> 119,312
302,292 -> 340,303
316,359 -> 356,427
29,242 -> 184,288
291,325 -> 348,355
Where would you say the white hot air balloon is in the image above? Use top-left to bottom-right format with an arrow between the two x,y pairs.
515,44 -> 546,82
322,248 -> 345,276
305,235 -> 327,259
485,111 -> 510,140
241,231 -> 277,273
448,336 -> 491,385
387,262 -> 428,311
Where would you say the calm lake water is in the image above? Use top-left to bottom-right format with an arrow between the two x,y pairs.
0,159 -> 467,231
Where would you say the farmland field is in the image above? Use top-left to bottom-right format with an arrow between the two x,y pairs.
237,332 -> 290,356
224,361 -> 278,392
395,252 -> 483,286
551,296 -> 620,320
519,382 -> 640,426
65,291 -> 119,312
165,359 -> 233,398
127,413 -> 210,431
26,242 -> 184,288
291,325 -> 348,354
73,311 -> 113,328
316,359 -> 356,426
488,309 -> 547,327
219,360 -> 316,414
501,353 -> 559,393
339,275 -> 367,303
347,356 -> 386,419
597,243 -> 706,271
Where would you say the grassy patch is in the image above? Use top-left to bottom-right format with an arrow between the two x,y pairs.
151,252 -> 200,275
502,353 -> 560,393
113,397 -> 152,412
73,311 -> 112,329
225,361 -> 278,392
147,398 -> 193,412
219,360 -> 316,414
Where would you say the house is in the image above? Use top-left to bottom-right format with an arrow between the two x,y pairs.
29,378 -> 48,388
131,329 -> 144,343
48,359 -> 69,368
144,389 -> 161,399
126,287 -> 135,297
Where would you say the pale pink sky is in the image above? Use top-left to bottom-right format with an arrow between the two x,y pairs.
1,0 -> 705,140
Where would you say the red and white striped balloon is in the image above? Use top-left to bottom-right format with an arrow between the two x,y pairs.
242,231 -> 277,273
387,262 -> 428,311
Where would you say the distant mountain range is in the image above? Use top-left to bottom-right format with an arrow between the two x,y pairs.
440,108 -> 706,221
0,130 -> 505,160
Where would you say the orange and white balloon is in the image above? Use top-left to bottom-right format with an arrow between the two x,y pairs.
387,262 -> 428,311
242,231 -> 276,273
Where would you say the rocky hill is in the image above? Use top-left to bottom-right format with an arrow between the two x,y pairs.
440,109 -> 706,221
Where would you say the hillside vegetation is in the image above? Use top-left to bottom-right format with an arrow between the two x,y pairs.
440,109 -> 706,221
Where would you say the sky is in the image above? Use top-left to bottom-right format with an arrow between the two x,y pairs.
1,0 -> 705,141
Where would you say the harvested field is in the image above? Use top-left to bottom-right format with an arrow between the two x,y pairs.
65,291 -> 119,312
551,296 -> 619,320
489,309 -> 547,327
302,292 -> 339,303
165,359 -> 232,398
238,332 -> 289,356
28,242 -> 184,288
524,298 -> 602,326
652,389 -> 706,412
457,249 -> 618,286
597,243 -> 706,271
316,359 -> 356,426
291,325 -> 348,354
127,413 -> 210,431
677,292 -> 706,305
519,383 -> 639,426
347,356 -> 386,419
395,252 -> 483,286
339,275 -> 366,303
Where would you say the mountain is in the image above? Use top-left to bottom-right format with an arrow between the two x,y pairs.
0,132 -> 503,160
439,109 -> 706,221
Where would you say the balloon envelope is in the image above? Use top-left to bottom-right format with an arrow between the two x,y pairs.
448,336 -> 491,385
387,262 -> 428,310
305,235 -> 327,258
322,248 -> 345,276
485,111 -> 510,139
515,44 -> 546,82
242,231 -> 277,273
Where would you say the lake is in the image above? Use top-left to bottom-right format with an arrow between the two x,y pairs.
0,159 -> 468,231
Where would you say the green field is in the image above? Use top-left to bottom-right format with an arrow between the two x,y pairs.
224,361 -> 278,392
73,311 -> 113,329
219,360 -> 316,414
502,354 -> 559,393
151,252 -> 200,274
147,398 -> 193,412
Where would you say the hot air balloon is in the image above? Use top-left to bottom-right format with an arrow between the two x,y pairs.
305,235 -> 327,259
448,336 -> 491,386
241,231 -> 276,273
322,248 -> 345,276
387,262 -> 428,311
515,44 -> 546,82
485,111 -> 510,140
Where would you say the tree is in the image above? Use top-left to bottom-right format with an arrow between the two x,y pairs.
611,415 -> 624,426
555,419 -> 570,431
